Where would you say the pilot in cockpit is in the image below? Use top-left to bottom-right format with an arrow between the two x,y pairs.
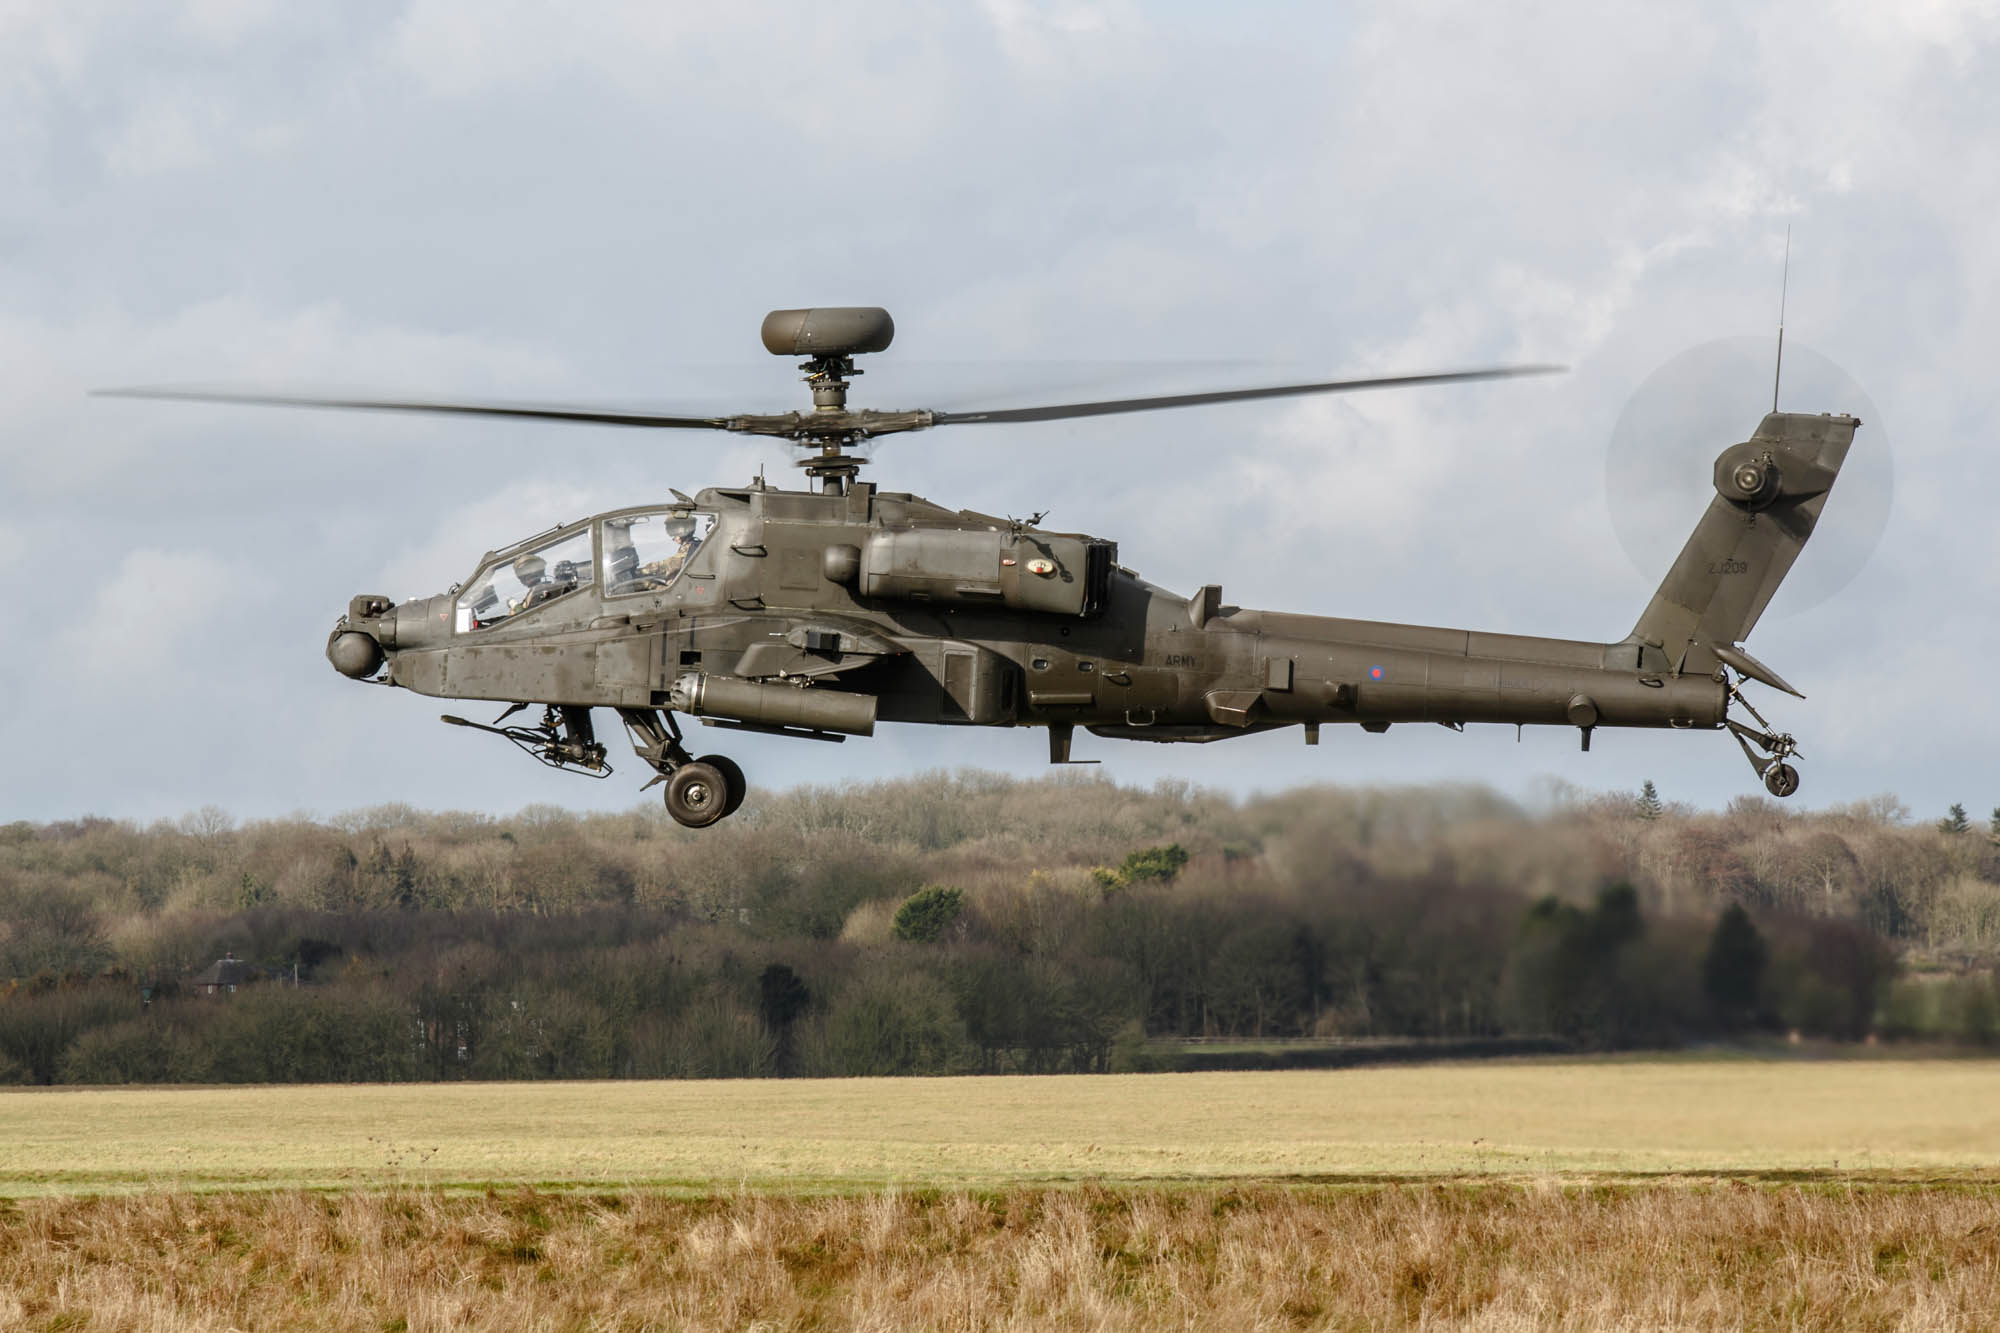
508,553 -> 548,613
601,516 -> 703,596
634,523 -> 697,586
661,526 -> 697,576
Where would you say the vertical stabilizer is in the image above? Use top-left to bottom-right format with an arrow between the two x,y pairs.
1628,411 -> 1858,663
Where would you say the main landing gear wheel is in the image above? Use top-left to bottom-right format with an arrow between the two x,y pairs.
665,762 -> 731,828
696,753 -> 747,817
1726,682 -> 1803,801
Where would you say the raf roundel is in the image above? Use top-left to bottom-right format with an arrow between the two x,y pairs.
1369,665 -> 1386,681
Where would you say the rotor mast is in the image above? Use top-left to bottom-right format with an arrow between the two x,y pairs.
760,307 -> 900,494
797,352 -> 868,493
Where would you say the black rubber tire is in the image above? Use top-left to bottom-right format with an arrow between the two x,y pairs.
665,762 -> 730,828
696,753 -> 748,818
1764,763 -> 1800,798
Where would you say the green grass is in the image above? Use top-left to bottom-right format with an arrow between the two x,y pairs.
6,1056 -> 2000,1197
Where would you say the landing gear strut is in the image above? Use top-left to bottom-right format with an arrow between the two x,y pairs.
441,705 -> 610,777
617,708 -> 749,827
1724,679 -> 1803,799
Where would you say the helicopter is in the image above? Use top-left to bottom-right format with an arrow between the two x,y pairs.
103,306 -> 1857,827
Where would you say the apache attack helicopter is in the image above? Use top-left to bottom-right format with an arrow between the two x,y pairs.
104,307 -> 1857,827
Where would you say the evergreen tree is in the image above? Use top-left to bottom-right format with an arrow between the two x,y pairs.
758,964 -> 809,1029
1089,843 -> 1191,892
1589,883 -> 1645,953
1939,803 -> 1971,835
1989,807 -> 2000,843
1120,843 -> 1190,885
236,873 -> 271,911
1702,904 -> 1766,1026
758,963 -> 810,1076
892,884 -> 965,943
1502,883 -> 1649,1047
1636,780 -> 1663,821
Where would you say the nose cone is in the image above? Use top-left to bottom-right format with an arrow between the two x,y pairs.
392,594 -> 452,652
327,628 -> 384,679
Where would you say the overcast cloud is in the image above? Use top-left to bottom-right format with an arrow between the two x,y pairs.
3,1 -> 1996,823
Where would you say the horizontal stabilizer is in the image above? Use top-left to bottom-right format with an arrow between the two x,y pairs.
1712,643 -> 1804,698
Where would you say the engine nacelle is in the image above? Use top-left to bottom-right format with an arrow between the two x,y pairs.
849,528 -> 1115,617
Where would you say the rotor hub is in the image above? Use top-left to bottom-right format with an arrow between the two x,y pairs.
758,310 -> 898,492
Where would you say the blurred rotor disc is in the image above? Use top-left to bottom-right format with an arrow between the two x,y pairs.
1605,337 -> 1891,620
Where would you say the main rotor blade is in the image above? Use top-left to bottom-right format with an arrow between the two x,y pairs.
929,364 -> 1565,426
92,386 -> 735,431
94,361 -> 1567,443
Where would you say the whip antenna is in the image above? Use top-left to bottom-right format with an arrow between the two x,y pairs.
1772,225 -> 1791,412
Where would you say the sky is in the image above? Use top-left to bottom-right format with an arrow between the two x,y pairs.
3,0 -> 1996,824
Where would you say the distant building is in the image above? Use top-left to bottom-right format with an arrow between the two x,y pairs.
191,952 -> 256,996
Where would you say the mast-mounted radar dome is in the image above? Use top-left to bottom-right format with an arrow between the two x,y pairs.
760,307 -> 896,357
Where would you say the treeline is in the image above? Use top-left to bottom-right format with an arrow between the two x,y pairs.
0,774 -> 1996,1083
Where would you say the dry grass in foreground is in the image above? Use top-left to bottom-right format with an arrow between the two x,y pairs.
5,1184 -> 2000,1331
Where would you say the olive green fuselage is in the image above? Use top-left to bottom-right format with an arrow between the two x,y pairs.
360,480 -> 1723,749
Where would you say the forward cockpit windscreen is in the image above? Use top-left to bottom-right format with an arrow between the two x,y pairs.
454,528 -> 595,632
602,512 -> 716,597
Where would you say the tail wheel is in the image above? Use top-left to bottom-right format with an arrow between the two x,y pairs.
696,753 -> 748,818
1764,763 -> 1801,799
665,761 -> 730,828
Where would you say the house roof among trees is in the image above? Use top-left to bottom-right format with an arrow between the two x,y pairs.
192,953 -> 254,988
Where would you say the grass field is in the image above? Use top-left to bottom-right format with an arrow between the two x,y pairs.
8,1183 -> 2000,1330
5,1056 -> 2000,1194
9,1058 -> 2000,1329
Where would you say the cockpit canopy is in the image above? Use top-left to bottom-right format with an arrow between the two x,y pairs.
456,527 -> 593,632
453,510 -> 718,632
